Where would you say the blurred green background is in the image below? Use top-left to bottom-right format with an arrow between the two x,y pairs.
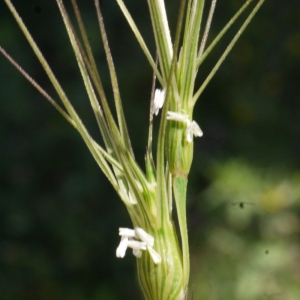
0,0 -> 299,299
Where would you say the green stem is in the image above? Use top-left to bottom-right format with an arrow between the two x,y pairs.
173,176 -> 189,290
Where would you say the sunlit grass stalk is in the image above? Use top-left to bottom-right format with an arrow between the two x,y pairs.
1,0 -> 265,299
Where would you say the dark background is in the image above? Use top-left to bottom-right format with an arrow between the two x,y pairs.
0,0 -> 299,299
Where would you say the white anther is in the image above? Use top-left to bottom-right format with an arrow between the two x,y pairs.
132,248 -> 143,258
116,236 -> 129,258
185,120 -> 203,143
116,227 -> 161,264
167,111 -> 203,142
119,228 -> 135,237
147,245 -> 162,264
135,227 -> 154,247
152,89 -> 165,116
166,111 -> 189,122
127,240 -> 147,250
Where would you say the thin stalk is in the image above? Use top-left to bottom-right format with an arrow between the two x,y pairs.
56,0 -> 132,172
116,0 -> 163,85
192,0 -> 265,105
94,0 -> 134,157
179,0 -> 204,108
196,0 -> 255,68
3,0 -> 122,193
198,0 -> 217,58
57,9 -> 115,154
0,46 -> 75,127
147,0 -> 173,82
147,53 -> 158,152
69,0 -> 115,151
0,43 -> 121,190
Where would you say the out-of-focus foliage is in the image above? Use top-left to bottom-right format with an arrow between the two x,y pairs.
0,0 -> 299,299
190,160 -> 300,299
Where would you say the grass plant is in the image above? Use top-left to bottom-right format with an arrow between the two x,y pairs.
1,0 -> 265,299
